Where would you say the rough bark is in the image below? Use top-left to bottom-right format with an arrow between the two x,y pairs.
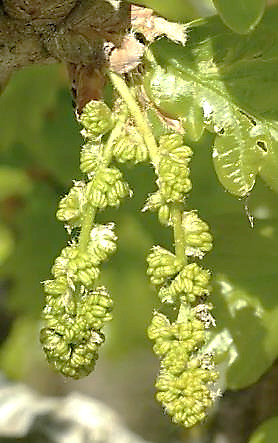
0,0 -> 130,108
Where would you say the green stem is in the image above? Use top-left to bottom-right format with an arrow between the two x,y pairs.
177,301 -> 190,323
78,109 -> 127,253
109,72 -> 187,268
171,205 -> 186,265
78,204 -> 96,253
108,71 -> 160,168
103,104 -> 128,166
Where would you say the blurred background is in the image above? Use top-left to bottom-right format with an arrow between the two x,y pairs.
0,1 -> 278,442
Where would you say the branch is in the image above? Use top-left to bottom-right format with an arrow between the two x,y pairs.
0,0 -> 130,93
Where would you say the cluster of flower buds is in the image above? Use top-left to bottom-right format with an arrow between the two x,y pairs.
158,133 -> 192,203
40,285 -> 113,379
146,129 -> 218,427
182,211 -> 213,258
143,133 -> 193,227
158,262 -> 211,304
147,253 -> 218,426
40,223 -> 117,378
146,246 -> 183,285
113,124 -> 149,164
79,100 -> 114,139
148,306 -> 218,427
41,100 -> 133,378
86,166 -> 132,209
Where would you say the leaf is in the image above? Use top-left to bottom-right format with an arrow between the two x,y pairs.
1,182 -> 66,316
188,137 -> 278,389
143,7 -> 278,196
0,65 -> 63,150
0,316 -> 41,380
0,166 -> 32,201
212,0 -> 265,34
33,89 -> 82,186
209,277 -> 278,390
0,224 -> 14,265
248,417 -> 278,443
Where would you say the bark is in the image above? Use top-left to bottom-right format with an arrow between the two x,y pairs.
0,1 -> 186,110
0,0 -> 130,106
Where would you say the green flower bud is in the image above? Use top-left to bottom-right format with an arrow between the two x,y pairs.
148,312 -> 171,340
77,267 -> 100,287
88,224 -> 117,262
86,168 -> 131,209
153,337 -> 172,356
158,204 -> 171,226
56,182 -> 86,228
161,341 -> 190,375
80,142 -> 103,174
147,246 -> 182,285
44,276 -> 69,296
41,285 -> 113,379
142,191 -> 164,213
148,300 -> 218,428
51,245 -> 101,287
157,134 -> 193,203
182,212 -> 213,258
159,134 -> 184,152
113,126 -> 148,164
79,101 -> 114,139
158,263 -> 211,304
90,189 -> 107,209
155,363 -> 218,428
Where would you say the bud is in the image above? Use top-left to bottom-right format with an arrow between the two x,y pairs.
182,212 -> 213,258
79,101 -> 114,139
56,182 -> 86,227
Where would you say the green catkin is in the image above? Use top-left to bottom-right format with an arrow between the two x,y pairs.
41,69 -> 219,427
146,133 -> 219,427
108,71 -> 219,428
40,100 -> 133,379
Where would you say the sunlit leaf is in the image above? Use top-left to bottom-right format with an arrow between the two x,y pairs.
248,416 -> 278,443
143,7 -> 278,196
209,277 -> 278,389
212,0 -> 265,34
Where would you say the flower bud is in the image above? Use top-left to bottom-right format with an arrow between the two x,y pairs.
80,101 -> 114,138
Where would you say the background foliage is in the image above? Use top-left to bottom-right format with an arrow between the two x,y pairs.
0,0 -> 277,442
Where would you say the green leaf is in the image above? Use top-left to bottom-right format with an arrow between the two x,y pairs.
0,316 -> 41,380
143,7 -> 278,196
188,138 -> 278,389
209,277 -> 278,389
248,416 -> 278,443
0,166 -> 32,201
0,65 -> 62,150
212,0 -> 265,34
33,89 -> 82,186
2,182 -> 66,316
0,224 -> 14,265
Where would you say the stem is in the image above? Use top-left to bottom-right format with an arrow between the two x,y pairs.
78,204 -> 96,253
109,71 -> 187,267
103,105 -> 128,166
171,205 -> 186,265
177,301 -> 190,323
108,71 -> 160,168
78,111 -> 127,253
